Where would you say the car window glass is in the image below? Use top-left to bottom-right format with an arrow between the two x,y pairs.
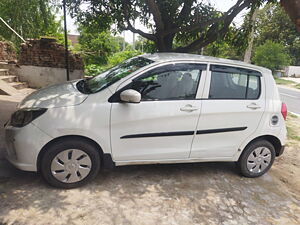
247,75 -> 260,99
231,73 -> 247,86
131,64 -> 204,101
209,72 -> 247,99
82,57 -> 153,94
209,69 -> 260,99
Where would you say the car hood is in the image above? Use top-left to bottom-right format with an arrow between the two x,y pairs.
18,80 -> 88,109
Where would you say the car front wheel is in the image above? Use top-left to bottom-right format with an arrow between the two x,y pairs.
40,138 -> 101,188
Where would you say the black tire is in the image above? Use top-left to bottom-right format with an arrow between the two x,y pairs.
238,139 -> 275,178
40,138 -> 101,189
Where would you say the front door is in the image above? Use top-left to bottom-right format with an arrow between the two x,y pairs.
110,63 -> 206,161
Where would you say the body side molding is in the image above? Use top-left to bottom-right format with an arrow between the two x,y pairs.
120,127 -> 247,139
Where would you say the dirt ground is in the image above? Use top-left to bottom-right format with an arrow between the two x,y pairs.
0,95 -> 299,225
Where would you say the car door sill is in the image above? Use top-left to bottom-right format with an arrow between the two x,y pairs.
115,157 -> 234,166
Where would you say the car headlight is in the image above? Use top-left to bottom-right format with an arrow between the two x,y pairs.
10,108 -> 47,127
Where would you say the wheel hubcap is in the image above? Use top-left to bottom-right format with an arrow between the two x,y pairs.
246,147 -> 271,174
51,149 -> 92,183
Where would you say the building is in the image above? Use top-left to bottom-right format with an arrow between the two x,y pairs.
285,66 -> 300,77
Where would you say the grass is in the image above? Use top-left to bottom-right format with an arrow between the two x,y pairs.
275,77 -> 300,90
274,77 -> 296,85
289,113 -> 298,118
286,113 -> 300,142
287,126 -> 300,141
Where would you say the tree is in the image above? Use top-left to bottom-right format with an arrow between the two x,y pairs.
0,0 -> 62,46
202,26 -> 242,60
67,0 -> 269,53
113,36 -> 130,51
243,8 -> 258,63
253,40 -> 291,72
280,0 -> 300,32
134,36 -> 156,53
254,3 -> 300,65
78,27 -> 120,65
203,39 -> 239,60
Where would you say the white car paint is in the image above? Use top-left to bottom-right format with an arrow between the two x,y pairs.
190,67 -> 266,159
4,53 -> 287,172
18,81 -> 88,109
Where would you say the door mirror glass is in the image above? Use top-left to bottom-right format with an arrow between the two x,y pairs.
120,89 -> 141,103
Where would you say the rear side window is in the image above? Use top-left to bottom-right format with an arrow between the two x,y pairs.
209,65 -> 261,99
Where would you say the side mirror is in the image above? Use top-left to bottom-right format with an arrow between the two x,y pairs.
120,89 -> 141,103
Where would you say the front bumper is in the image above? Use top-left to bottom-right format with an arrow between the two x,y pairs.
4,123 -> 52,171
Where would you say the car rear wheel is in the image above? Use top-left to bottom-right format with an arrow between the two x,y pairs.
40,138 -> 101,188
238,140 -> 275,178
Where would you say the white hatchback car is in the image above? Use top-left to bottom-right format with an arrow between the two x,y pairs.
5,53 -> 287,188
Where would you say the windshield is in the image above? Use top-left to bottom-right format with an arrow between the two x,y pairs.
79,57 -> 154,94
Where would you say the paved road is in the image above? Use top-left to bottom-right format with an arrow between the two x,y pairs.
278,86 -> 300,115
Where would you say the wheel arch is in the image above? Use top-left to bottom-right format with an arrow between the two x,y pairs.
241,135 -> 282,157
37,135 -> 105,172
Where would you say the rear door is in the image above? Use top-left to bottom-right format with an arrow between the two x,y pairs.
190,64 -> 265,159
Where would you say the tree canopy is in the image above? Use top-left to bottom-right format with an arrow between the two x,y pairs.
253,40 -> 291,71
67,0 -> 271,53
254,3 -> 300,65
78,26 -> 120,65
0,0 -> 62,45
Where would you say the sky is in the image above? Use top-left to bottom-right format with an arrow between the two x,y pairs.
64,0 -> 247,43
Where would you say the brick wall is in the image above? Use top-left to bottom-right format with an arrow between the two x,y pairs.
0,41 -> 17,62
18,38 -> 83,71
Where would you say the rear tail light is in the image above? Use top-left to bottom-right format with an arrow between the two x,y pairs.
281,103 -> 287,120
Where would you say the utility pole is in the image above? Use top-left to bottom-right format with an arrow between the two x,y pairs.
63,0 -> 70,81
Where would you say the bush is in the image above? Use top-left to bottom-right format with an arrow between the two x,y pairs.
79,29 -> 120,65
85,50 -> 142,76
107,50 -> 142,66
85,64 -> 110,76
253,40 -> 291,72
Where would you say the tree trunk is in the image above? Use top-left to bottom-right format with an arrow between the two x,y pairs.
281,0 -> 300,33
244,8 -> 258,63
155,33 -> 175,52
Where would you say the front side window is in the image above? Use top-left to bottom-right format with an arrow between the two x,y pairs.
209,65 -> 261,99
129,63 -> 205,101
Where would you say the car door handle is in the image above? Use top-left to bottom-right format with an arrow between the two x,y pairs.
247,103 -> 261,110
180,104 -> 199,112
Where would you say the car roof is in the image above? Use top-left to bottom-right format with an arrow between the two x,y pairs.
142,53 -> 271,74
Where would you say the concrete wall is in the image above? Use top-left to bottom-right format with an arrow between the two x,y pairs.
16,65 -> 83,88
285,66 -> 300,77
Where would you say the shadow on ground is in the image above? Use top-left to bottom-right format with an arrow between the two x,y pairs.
0,161 -> 299,225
